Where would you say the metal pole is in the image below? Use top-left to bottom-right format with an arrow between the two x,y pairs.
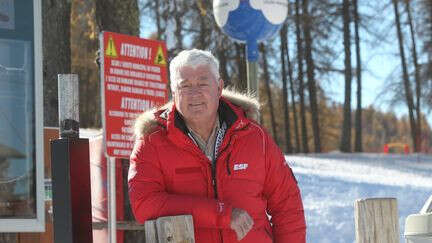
246,60 -> 258,97
246,40 -> 259,99
107,156 -> 117,243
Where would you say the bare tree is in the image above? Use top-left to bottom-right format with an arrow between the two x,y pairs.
405,0 -> 422,151
302,0 -> 321,152
280,23 -> 294,153
295,0 -> 309,153
417,0 -> 432,110
286,21 -> 301,153
43,0 -> 72,127
392,0 -> 418,152
353,0 -> 363,152
260,44 -> 279,145
172,1 -> 184,51
95,0 -> 139,35
340,0 -> 352,152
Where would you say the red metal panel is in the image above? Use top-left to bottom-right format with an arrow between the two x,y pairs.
90,137 -> 124,243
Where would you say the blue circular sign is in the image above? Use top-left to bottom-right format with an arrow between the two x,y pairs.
214,0 -> 288,61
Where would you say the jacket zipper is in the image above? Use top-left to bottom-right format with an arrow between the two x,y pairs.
210,157 -> 223,242
211,159 -> 218,198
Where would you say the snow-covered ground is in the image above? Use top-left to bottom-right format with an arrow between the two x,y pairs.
286,152 -> 432,243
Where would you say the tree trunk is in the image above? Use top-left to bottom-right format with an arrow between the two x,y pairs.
286,22 -> 301,153
217,46 -> 230,87
405,0 -> 421,152
295,0 -> 309,153
353,0 -> 363,152
42,0 -> 72,127
173,1 -> 184,51
280,23 -> 293,153
260,44 -> 279,145
196,2 -> 209,50
95,0 -> 139,35
302,0 -> 321,152
198,14 -> 207,50
392,0 -> 418,152
155,0 -> 163,40
71,0 -> 101,128
340,0 -> 352,152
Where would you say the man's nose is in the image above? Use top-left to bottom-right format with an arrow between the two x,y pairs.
189,86 -> 203,96
188,85 -> 204,94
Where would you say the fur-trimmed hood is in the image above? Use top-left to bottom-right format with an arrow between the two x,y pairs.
133,89 -> 260,138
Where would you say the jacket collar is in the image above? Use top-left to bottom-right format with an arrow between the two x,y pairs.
133,89 -> 260,139
166,97 -> 247,139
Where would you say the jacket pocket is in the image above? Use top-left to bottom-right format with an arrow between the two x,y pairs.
175,166 -> 202,175
172,166 -> 206,196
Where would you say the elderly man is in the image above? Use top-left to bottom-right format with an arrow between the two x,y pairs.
128,49 -> 306,242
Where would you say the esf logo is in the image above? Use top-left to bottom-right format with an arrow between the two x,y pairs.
233,163 -> 248,171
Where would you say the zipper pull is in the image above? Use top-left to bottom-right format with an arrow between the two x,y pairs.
212,179 -> 216,186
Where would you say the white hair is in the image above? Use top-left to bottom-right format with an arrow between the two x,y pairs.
169,49 -> 220,92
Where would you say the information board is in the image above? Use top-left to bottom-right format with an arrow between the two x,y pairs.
100,32 -> 168,158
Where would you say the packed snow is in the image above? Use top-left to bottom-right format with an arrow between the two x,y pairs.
286,152 -> 432,243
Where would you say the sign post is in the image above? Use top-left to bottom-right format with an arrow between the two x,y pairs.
99,32 -> 169,243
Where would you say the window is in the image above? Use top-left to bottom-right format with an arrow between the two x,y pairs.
0,0 -> 44,232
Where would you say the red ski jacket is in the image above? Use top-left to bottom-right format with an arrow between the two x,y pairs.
128,90 -> 306,243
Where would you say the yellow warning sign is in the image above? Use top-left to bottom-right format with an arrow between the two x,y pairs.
105,36 -> 118,58
154,45 -> 166,65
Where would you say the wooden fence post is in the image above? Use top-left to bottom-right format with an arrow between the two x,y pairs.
354,198 -> 400,243
155,215 -> 194,243
144,220 -> 158,243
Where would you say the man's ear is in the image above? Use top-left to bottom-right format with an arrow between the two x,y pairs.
218,79 -> 224,96
171,89 -> 177,104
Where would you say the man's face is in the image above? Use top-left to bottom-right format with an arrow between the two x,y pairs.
173,64 -> 223,125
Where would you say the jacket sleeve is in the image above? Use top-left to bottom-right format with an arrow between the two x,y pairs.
128,137 -> 232,229
262,134 -> 306,243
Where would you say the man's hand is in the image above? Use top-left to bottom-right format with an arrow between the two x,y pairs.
230,207 -> 254,241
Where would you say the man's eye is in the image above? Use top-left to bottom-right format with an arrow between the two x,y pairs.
199,83 -> 208,87
181,84 -> 191,88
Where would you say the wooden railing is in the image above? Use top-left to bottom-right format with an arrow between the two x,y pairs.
93,215 -> 195,243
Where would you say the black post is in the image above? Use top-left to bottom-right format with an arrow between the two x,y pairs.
51,138 -> 93,243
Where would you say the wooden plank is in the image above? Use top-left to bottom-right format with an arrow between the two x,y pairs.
145,220 -> 158,243
354,198 -> 400,243
156,215 -> 194,243
92,220 -> 146,230
39,215 -> 54,243
18,232 -> 39,243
